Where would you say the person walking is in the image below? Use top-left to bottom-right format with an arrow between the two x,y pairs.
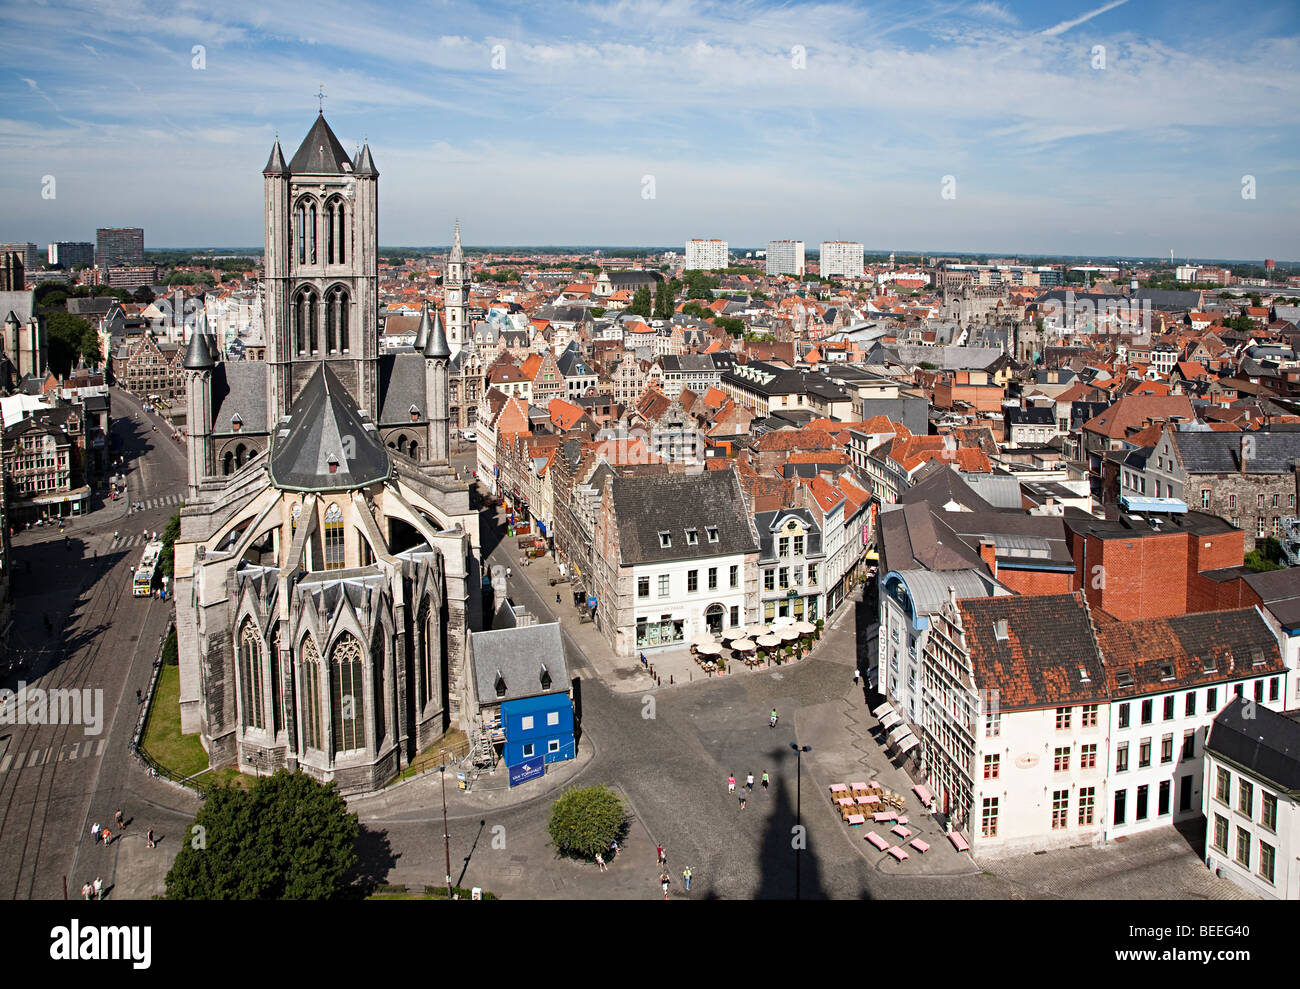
90,822 -> 100,844
595,851 -> 607,872
682,866 -> 692,891
81,882 -> 91,900
727,774 -> 736,793
136,689 -> 143,705
853,667 -> 861,686
761,771 -> 769,792
739,792 -> 747,810
101,827 -> 111,846
93,877 -> 103,900
659,871 -> 671,899
506,567 -> 512,580
556,592 -> 561,605
746,772 -> 754,791
145,828 -> 155,849
769,708 -> 778,728
656,843 -> 664,866
114,809 -> 124,829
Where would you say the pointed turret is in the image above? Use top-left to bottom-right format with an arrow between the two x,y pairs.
263,138 -> 288,177
424,309 -> 451,359
413,301 -> 432,351
450,219 -> 464,262
288,112 -> 353,175
184,309 -> 215,370
354,141 -> 378,177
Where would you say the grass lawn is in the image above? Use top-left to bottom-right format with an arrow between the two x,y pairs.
140,665 -> 256,792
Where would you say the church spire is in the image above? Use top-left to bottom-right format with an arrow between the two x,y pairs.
450,219 -> 463,263
263,137 -> 288,177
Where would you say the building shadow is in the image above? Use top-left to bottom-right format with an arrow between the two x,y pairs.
754,744 -> 840,900
349,824 -> 400,893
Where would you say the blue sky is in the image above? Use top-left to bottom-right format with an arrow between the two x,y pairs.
1,0 -> 1297,258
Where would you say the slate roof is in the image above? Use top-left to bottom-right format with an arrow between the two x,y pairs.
288,113 -> 353,175
611,468 -> 757,565
959,593 -> 1108,710
470,622 -> 569,705
877,501 -> 986,574
268,362 -> 390,491
0,290 -> 34,325
1206,697 -> 1300,792
1095,608 -> 1284,699
211,361 -> 270,435
1174,429 -> 1300,474
900,464 -> 996,512
556,345 -> 593,378
1243,569 -> 1300,630
376,352 -> 428,424
755,508 -> 823,562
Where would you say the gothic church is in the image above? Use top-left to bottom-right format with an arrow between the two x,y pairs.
173,114 -> 480,793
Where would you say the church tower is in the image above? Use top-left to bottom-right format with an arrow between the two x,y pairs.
262,114 -> 380,421
444,220 -> 468,356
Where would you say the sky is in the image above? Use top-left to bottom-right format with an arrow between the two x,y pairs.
1,0 -> 1298,259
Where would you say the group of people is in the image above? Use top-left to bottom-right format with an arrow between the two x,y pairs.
654,843 -> 692,898
80,878 -> 104,900
728,770 -> 771,810
89,810 -> 154,851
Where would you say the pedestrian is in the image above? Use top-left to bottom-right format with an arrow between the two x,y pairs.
595,851 -> 607,872
746,772 -> 754,790
727,774 -> 735,793
90,822 -> 100,843
640,652 -> 647,667
739,792 -> 747,810
656,843 -> 664,865
682,866 -> 692,891
506,567 -> 512,579
81,882 -> 91,900
101,827 -> 111,846
659,871 -> 671,898
146,828 -> 155,849
136,689 -> 143,705
761,771 -> 769,791
769,708 -> 778,728
556,592 -> 561,604
93,877 -> 103,900
853,667 -> 861,685
609,838 -> 619,858
114,809 -> 124,829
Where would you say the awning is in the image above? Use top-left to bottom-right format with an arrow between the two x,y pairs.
872,701 -> 896,719
879,711 -> 901,729
887,724 -> 912,744
896,734 -> 920,755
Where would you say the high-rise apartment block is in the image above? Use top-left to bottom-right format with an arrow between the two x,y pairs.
819,241 -> 865,279
48,242 -> 94,268
765,239 -> 805,277
0,243 -> 40,274
95,227 -> 145,268
685,239 -> 728,270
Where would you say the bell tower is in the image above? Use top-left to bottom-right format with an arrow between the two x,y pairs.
444,220 -> 468,356
263,113 -> 380,421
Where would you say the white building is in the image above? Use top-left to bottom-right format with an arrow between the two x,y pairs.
819,241 -> 865,279
766,240 -> 805,277
1203,697 -> 1300,899
685,239 -> 728,271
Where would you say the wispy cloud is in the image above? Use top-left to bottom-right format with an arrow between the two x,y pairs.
1040,0 -> 1129,37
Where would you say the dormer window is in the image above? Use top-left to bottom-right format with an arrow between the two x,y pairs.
540,664 -> 552,690
993,619 -> 1009,641
409,404 -> 420,421
658,531 -> 671,548
494,669 -> 506,697
1116,669 -> 1134,687
706,526 -> 719,543
685,528 -> 699,545
231,413 -> 243,432
327,453 -> 339,474
1159,663 -> 1175,681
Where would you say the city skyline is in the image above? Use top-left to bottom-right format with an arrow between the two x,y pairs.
1,0 -> 1298,257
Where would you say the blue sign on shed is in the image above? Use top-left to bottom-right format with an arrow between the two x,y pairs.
508,759 -> 546,787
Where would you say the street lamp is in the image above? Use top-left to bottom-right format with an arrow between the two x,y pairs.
790,742 -> 811,900
439,764 -> 452,899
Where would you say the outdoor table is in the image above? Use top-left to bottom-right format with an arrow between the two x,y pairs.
850,781 -> 870,796
910,839 -> 930,853
948,832 -> 970,852
873,811 -> 897,823
837,797 -> 855,807
856,795 -> 877,807
886,846 -> 909,862
829,784 -> 849,795
866,832 -> 890,851
897,815 -> 908,825
847,814 -> 865,827
891,825 -> 912,840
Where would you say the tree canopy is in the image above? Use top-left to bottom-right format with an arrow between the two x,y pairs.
45,312 -> 101,375
626,285 -> 653,317
547,784 -> 625,860
165,770 -> 359,899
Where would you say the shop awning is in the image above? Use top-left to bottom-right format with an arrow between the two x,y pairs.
887,724 -> 912,744
872,701 -> 896,719
879,711 -> 901,729
896,734 -> 920,755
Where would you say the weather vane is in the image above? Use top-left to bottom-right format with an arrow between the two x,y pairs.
317,84 -> 326,112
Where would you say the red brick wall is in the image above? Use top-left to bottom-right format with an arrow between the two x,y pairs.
1091,532 -> 1191,620
997,568 -> 1074,596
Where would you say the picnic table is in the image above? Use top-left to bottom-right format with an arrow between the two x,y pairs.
891,825 -> 912,840
873,810 -> 898,823
886,846 -> 909,862
847,814 -> 865,827
910,839 -> 930,853
865,832 -> 891,851
947,831 -> 971,852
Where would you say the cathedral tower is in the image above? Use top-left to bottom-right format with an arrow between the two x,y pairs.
444,220 -> 468,356
263,114 -> 380,421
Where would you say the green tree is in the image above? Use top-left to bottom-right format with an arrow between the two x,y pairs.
713,316 -> 744,334
589,307 -> 606,318
1245,537 -> 1286,573
159,508 -> 183,580
165,770 -> 359,899
547,784 -> 625,860
45,312 -> 101,375
165,270 -> 215,287
133,286 -> 156,303
627,285 -> 653,318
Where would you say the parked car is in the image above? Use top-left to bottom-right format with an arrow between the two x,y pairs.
462,430 -> 477,442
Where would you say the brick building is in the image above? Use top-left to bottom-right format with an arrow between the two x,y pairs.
113,331 -> 185,399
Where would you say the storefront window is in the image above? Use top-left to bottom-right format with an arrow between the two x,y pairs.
636,616 -> 684,647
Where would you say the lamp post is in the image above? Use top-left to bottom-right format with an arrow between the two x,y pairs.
439,764 -> 452,898
790,742 -> 811,900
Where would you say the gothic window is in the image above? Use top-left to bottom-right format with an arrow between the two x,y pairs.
270,624 -> 283,735
238,620 -> 265,730
326,286 -> 349,353
294,287 -> 319,355
308,203 -> 317,264
323,503 -> 345,570
297,203 -> 307,264
291,504 -> 301,533
235,443 -> 247,469
326,196 -> 346,265
422,606 -> 435,709
300,636 -> 323,751
331,633 -> 366,754
408,440 -> 418,460
372,633 -> 386,747
222,451 -> 234,475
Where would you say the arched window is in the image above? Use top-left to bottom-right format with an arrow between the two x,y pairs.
235,443 -> 247,469
331,633 -> 366,754
296,203 -> 306,264
372,633 -> 386,748
238,621 -> 265,730
422,606 -> 435,709
326,196 -> 346,265
325,289 -> 337,353
294,287 -> 319,355
308,203 -> 317,264
396,434 -> 407,457
408,440 -> 419,461
300,636 -> 323,751
326,286 -> 348,353
291,503 -> 301,533
270,624 -> 283,736
323,503 -> 345,570
222,451 -> 234,475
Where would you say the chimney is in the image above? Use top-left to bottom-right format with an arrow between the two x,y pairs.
979,539 -> 997,579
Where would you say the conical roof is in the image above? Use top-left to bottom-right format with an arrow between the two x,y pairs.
424,309 -> 450,358
449,219 -> 464,262
413,301 -> 431,351
268,362 -> 391,492
353,142 -> 378,177
288,113 -> 353,175
183,310 -> 215,370
263,138 -> 288,177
